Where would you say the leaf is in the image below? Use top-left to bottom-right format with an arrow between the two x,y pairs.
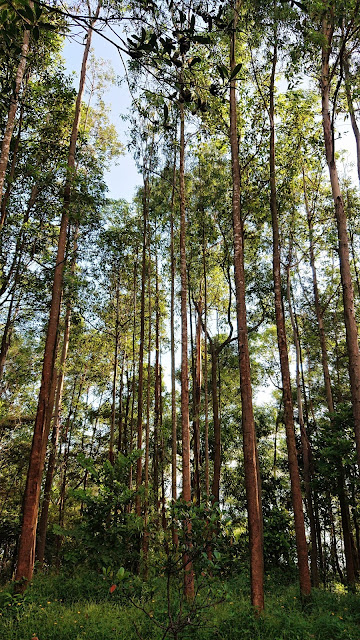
230,63 -> 242,80
109,584 -> 117,593
18,3 -> 35,23
116,567 -> 125,581
189,56 -> 201,68
32,25 -> 40,41
217,65 -> 229,80
163,103 -> 168,122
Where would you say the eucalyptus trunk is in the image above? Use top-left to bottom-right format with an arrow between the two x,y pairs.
269,41 -> 311,599
14,8 -> 100,590
321,19 -> 360,469
229,2 -> 264,610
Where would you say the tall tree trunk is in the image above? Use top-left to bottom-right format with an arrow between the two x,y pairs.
210,344 -> 221,505
117,353 -> 125,453
343,51 -> 360,186
0,101 -> 25,228
269,41 -> 311,599
286,257 -> 319,587
136,175 -> 148,516
110,280 -> 120,464
193,300 -> 202,504
170,147 -> 179,545
203,235 -> 210,500
142,238 -> 152,573
0,27 -> 30,217
0,287 -> 20,381
129,258 -> 138,493
229,1 -> 264,611
14,7 -> 100,590
321,20 -> 360,469
153,246 -> 160,513
179,98 -> 194,600
36,227 -> 79,567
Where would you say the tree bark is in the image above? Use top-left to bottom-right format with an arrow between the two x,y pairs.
286,257 -> 319,587
269,41 -> 311,599
229,1 -> 264,611
14,7 -> 100,590
321,20 -> 360,469
135,175 -> 148,516
0,27 -> 30,218
36,226 -> 79,567
170,147 -> 179,545
179,99 -> 194,600
110,280 -> 120,464
343,51 -> 360,186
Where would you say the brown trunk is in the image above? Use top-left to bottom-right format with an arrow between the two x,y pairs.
304,171 -> 334,414
153,247 -> 160,513
343,51 -> 360,186
179,99 -> 194,600
36,227 -> 79,567
142,238 -> 152,573
0,101 -> 25,228
203,235 -> 210,501
129,258 -> 138,493
210,344 -> 221,505
14,8 -> 100,590
135,176 -> 148,516
193,300 -> 202,504
286,257 -> 319,587
337,464 -> 357,587
328,493 -> 345,583
170,147 -> 179,545
110,280 -> 120,464
269,42 -> 311,599
229,3 -> 264,610
0,287 -> 21,382
321,22 -> 360,468
0,28 -> 30,217
117,353 -> 125,453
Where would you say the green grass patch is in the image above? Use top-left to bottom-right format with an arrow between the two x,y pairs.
0,572 -> 359,640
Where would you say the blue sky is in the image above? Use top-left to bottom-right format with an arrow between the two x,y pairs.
63,27 -> 142,202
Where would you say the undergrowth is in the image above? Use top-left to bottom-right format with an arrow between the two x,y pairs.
0,570 -> 359,640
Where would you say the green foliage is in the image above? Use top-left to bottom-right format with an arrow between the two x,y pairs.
0,571 -> 359,639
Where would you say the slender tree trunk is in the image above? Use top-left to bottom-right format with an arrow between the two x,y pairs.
286,258 -> 319,587
210,344 -> 221,505
110,281 -> 120,464
329,494 -> 344,583
136,175 -> 148,516
229,2 -> 264,610
179,98 -> 194,600
0,101 -> 25,228
0,28 -> 30,217
321,22 -> 360,469
203,235 -> 210,501
304,171 -> 334,415
0,287 -> 20,381
337,466 -> 356,588
14,8 -> 100,590
129,258 -> 138,493
117,353 -> 125,453
170,147 -> 179,545
153,247 -> 160,513
36,226 -> 79,567
269,42 -> 311,599
142,239 -> 152,573
343,51 -> 360,186
193,300 -> 202,504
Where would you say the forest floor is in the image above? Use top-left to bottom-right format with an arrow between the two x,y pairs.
0,570 -> 359,640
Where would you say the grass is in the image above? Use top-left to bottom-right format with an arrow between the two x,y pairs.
0,570 -> 359,640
